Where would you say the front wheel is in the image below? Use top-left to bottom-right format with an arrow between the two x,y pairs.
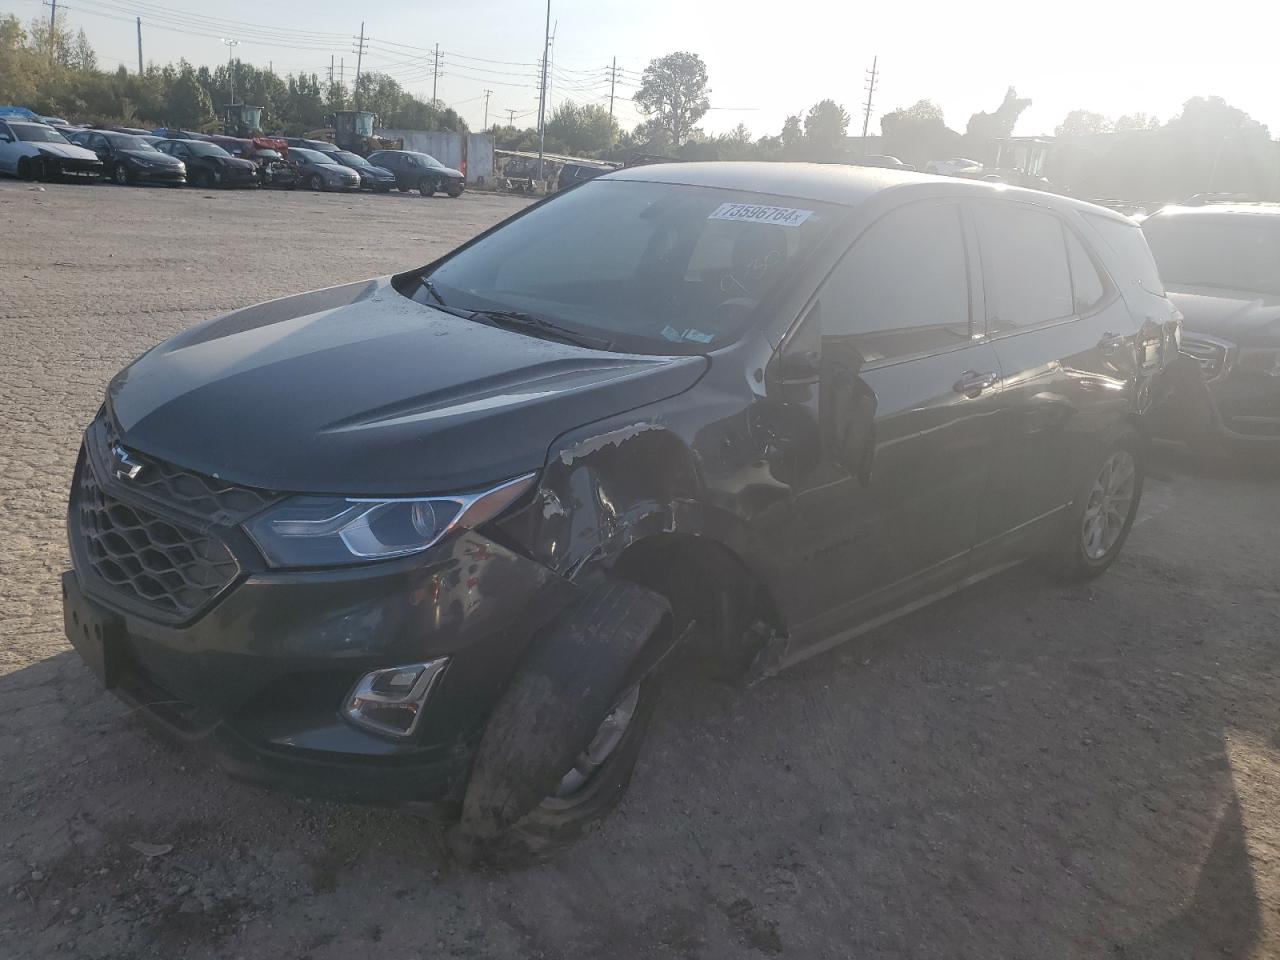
1044,426 -> 1145,580
418,176 -> 437,196
112,164 -> 131,186
308,173 -> 324,192
447,184 -> 464,198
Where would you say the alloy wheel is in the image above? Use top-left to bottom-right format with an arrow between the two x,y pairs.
1081,450 -> 1136,560
551,685 -> 641,799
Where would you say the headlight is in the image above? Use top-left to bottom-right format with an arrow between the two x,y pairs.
1238,347 -> 1280,378
245,473 -> 535,567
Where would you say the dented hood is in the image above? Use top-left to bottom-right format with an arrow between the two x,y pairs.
108,277 -> 707,495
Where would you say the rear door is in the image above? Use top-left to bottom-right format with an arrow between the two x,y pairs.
780,198 -> 1005,653
968,199 -> 1138,561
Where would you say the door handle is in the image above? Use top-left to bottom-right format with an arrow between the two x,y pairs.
953,370 -> 999,398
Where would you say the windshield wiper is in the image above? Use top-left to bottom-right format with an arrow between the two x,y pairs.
420,277 -> 449,307
470,309 -> 613,350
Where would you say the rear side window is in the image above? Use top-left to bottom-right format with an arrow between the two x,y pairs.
1085,214 -> 1165,296
1064,229 -> 1106,313
817,200 -> 972,362
975,203 -> 1074,331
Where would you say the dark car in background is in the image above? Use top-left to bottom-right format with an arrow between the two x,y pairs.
0,119 -> 102,181
1142,204 -> 1280,450
152,139 -> 258,189
68,129 -> 186,186
332,150 -> 396,192
63,164 -> 1178,859
367,149 -> 465,196
556,161 -> 615,191
282,137 -> 341,155
291,147 -> 361,192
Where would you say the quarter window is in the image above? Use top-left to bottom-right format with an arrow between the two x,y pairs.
816,201 -> 972,363
1064,229 -> 1106,313
976,203 -> 1074,331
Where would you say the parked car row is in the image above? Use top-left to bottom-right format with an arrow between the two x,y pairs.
0,118 -> 467,197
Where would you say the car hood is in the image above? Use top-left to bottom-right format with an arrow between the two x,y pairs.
122,149 -> 181,164
431,165 -> 464,179
1166,284 -> 1280,346
367,165 -> 395,178
35,143 -> 99,161
107,277 -> 708,495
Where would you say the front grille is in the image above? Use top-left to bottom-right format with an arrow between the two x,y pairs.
70,410 -> 279,621
99,416 -> 275,524
1181,336 -> 1233,382
75,452 -> 239,620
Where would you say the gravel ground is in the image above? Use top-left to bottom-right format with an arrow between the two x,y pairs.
1,178 -> 1278,960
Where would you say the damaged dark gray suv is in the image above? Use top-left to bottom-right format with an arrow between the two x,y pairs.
64,163 -> 1183,856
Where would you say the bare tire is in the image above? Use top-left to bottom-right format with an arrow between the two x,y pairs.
1045,424 -> 1145,580
450,579 -> 671,863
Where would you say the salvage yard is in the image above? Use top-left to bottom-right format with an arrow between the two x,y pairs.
2,179 -> 1279,959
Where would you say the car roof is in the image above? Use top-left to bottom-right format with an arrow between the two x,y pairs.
601,161 -> 1132,221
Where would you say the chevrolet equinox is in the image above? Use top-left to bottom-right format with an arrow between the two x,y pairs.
64,163 -> 1183,857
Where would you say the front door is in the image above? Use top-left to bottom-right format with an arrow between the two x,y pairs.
776,199 -> 1004,655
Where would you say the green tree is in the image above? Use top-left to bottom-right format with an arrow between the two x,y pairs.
880,99 -> 960,167
70,29 -> 95,72
1113,112 -> 1159,132
1055,109 -> 1112,137
167,64 -> 214,128
780,114 -> 803,152
803,99 -> 850,158
633,51 -> 710,147
545,100 -> 619,156
965,87 -> 1032,142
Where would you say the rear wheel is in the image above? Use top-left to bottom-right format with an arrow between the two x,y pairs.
1045,425 -> 1145,580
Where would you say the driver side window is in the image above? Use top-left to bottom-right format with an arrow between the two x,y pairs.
817,201 -> 973,365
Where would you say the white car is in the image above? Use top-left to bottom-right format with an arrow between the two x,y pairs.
924,157 -> 984,177
0,119 -> 103,181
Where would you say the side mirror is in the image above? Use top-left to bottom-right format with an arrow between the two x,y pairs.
770,348 -> 821,384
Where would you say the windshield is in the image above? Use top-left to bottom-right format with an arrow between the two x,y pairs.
256,149 -> 283,160
186,142 -> 231,158
335,152 -> 369,167
105,134 -> 155,151
418,179 -> 840,354
13,124 -> 68,143
295,148 -> 335,164
1143,214 -> 1280,296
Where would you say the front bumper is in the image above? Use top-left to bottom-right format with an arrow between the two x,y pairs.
45,156 -> 102,179
64,456 -> 576,804
1180,335 -> 1280,443
131,165 -> 186,184
214,166 -> 259,188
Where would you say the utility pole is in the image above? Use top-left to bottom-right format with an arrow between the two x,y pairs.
536,0 -> 550,179
860,55 -> 878,153
483,89 -> 493,132
608,56 -> 617,120
328,54 -> 334,86
506,108 -> 517,127
352,22 -> 367,109
136,17 -> 142,74
431,43 -> 440,104
221,38 -> 239,104
339,58 -> 345,86
46,0 -> 56,62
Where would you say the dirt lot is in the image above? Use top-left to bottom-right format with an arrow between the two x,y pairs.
1,178 -> 1278,960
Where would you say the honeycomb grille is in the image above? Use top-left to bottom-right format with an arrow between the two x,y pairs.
75,453 -> 240,620
100,415 -> 276,524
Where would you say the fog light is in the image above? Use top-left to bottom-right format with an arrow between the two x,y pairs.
344,659 -> 448,738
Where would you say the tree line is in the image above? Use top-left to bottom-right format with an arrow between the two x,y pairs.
0,14 -> 466,135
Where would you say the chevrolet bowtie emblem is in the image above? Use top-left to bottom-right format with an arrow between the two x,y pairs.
111,445 -> 144,481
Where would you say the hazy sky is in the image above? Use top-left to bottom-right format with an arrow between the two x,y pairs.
6,0 -> 1279,140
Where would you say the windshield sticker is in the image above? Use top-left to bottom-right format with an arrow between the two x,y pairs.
708,202 -> 814,228
662,325 -> 715,344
